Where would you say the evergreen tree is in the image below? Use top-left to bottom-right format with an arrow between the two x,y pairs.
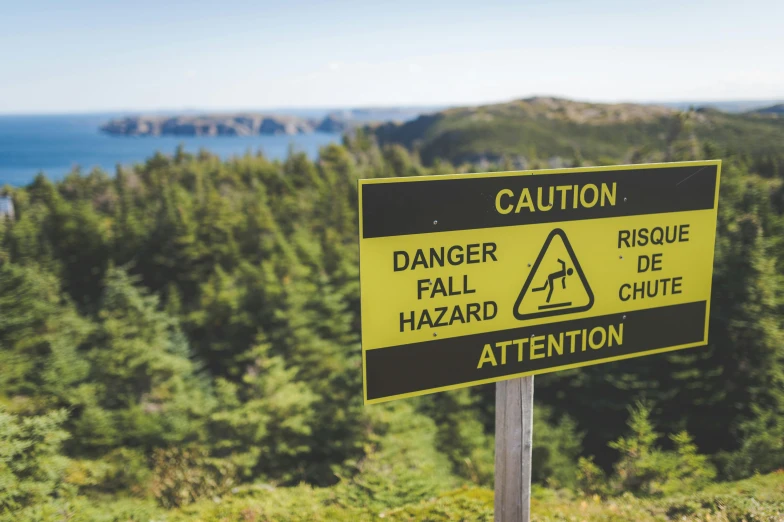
74,268 -> 211,451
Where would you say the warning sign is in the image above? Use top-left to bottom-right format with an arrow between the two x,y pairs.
514,229 -> 593,320
358,161 -> 721,404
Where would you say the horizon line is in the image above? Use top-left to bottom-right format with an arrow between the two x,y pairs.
1,95 -> 782,117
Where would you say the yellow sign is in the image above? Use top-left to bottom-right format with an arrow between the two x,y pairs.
359,161 -> 721,404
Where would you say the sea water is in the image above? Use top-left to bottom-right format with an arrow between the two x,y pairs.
0,113 -> 340,186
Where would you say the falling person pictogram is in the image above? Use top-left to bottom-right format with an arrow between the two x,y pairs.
514,228 -> 594,320
531,258 -> 574,305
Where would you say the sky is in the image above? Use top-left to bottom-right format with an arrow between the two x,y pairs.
1,0 -> 782,114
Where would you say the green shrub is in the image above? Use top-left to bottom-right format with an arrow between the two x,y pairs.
576,456 -> 609,497
420,393 -> 582,490
723,408 -> 784,479
168,483 -> 366,522
64,448 -> 151,496
149,445 -> 236,508
0,408 -> 71,517
64,497 -> 163,522
332,401 -> 457,512
417,390 -> 494,486
531,406 -> 583,490
607,402 -> 715,497
663,430 -> 717,494
381,487 -> 494,521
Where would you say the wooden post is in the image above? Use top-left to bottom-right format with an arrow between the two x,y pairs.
494,376 -> 534,522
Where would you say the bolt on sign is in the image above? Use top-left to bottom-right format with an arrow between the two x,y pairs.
358,160 -> 721,404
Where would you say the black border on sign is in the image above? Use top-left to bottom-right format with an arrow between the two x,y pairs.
513,228 -> 594,321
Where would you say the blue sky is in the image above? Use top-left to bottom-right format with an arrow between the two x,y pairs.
1,0 -> 782,113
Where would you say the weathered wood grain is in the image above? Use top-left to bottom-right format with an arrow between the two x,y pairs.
494,376 -> 534,522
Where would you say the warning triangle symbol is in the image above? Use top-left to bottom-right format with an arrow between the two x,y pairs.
513,228 -> 594,321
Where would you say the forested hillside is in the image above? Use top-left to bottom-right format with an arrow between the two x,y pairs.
1,116 -> 783,520
371,97 -> 784,177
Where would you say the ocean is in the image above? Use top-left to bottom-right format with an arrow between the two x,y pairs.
0,113 -> 341,186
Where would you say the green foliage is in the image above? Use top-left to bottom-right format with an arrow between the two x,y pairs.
64,497 -> 162,522
533,472 -> 784,521
723,408 -> 784,479
76,267 -> 210,450
0,263 -> 91,409
531,406 -> 583,490
607,403 -> 716,497
94,473 -> 784,522
380,488 -> 494,521
207,337 -> 319,482
0,408 -> 70,517
333,401 -> 457,512
667,431 -> 718,493
417,390 -> 494,486
419,393 -> 582,489
576,456 -> 609,497
608,402 -> 663,495
64,448 -> 151,495
149,445 -> 236,508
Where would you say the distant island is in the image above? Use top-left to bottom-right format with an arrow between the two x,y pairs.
100,107 -> 437,137
101,113 -> 347,137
